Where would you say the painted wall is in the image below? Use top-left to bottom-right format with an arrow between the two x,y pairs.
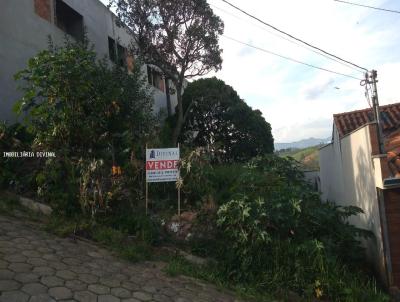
319,123 -> 387,284
0,0 -> 176,123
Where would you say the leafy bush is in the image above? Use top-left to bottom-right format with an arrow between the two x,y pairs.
14,37 -> 155,215
213,155 -> 383,301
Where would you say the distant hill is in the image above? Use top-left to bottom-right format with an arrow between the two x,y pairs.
277,145 -> 320,171
275,137 -> 330,151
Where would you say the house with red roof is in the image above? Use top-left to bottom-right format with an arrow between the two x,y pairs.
319,102 -> 400,289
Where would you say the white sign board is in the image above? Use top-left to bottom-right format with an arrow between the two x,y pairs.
146,148 -> 180,183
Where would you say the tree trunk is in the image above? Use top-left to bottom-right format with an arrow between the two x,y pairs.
172,85 -> 183,146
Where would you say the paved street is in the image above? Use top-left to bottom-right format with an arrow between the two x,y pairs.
0,215 -> 242,302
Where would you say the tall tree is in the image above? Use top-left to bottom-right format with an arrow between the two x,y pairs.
178,77 -> 274,162
111,0 -> 224,145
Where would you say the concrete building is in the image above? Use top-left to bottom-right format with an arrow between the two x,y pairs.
0,0 -> 178,123
319,102 -> 400,288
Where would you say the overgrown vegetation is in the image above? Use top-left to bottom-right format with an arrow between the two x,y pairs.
173,153 -> 387,302
0,37 -> 388,302
11,37 -> 155,216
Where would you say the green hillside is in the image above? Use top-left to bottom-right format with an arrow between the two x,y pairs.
276,145 -> 320,170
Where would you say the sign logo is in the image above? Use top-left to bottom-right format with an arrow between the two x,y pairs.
149,150 -> 155,159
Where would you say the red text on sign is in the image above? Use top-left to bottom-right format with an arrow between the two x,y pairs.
146,160 -> 178,170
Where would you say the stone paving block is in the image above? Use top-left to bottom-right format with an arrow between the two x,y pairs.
42,254 -> 58,261
142,285 -> 158,294
21,282 -> 48,295
74,290 -> 98,302
0,290 -> 29,302
65,279 -> 88,291
78,273 -> 98,284
32,266 -> 55,276
47,261 -> 68,270
62,257 -> 82,266
27,258 -> 47,267
56,269 -> 77,280
28,294 -> 56,302
36,247 -> 53,254
121,281 -> 139,291
8,263 -> 32,273
0,279 -> 21,291
88,284 -> 110,295
0,247 -> 18,254
12,238 -> 29,244
0,268 -> 15,279
4,254 -> 28,263
153,293 -> 172,302
100,277 -> 121,288
40,275 -> 64,287
0,260 -> 8,269
98,295 -> 121,302
111,287 -> 131,298
48,286 -> 73,300
15,272 -> 40,283
173,297 -> 190,302
132,291 -> 152,301
22,250 -> 42,258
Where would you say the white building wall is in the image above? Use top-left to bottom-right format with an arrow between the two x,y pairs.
0,0 -> 175,122
319,124 -> 387,283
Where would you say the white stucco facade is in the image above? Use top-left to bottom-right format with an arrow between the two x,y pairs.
0,0 -> 178,122
319,123 -> 387,283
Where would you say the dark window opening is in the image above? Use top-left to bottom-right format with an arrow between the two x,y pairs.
147,66 -> 165,92
108,37 -> 126,67
117,44 -> 126,67
147,65 -> 152,84
55,0 -> 84,42
108,37 -> 116,63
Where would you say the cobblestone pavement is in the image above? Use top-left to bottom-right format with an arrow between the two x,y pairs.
0,215 -> 244,302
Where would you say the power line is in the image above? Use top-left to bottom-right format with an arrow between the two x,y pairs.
219,0 -> 369,72
334,0 -> 400,14
210,3 -> 364,74
222,35 -> 363,80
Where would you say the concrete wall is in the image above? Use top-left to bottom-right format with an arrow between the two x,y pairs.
319,123 -> 387,284
0,0 -> 176,123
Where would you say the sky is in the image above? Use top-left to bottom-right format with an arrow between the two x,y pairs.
103,0 -> 400,143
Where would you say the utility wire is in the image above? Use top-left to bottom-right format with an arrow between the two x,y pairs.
222,35 -> 363,81
219,0 -> 369,72
211,3 -> 364,74
334,0 -> 400,14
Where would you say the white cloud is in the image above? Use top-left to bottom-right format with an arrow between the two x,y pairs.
206,0 -> 400,142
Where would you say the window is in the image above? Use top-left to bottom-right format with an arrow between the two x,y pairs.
147,66 -> 165,92
117,44 -> 126,68
108,37 -> 126,68
55,0 -> 84,42
108,37 -> 116,63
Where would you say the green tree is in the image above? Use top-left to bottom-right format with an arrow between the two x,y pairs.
110,0 -> 224,145
14,38 -> 155,215
177,77 -> 274,162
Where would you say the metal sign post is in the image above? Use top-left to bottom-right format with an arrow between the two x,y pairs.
177,143 -> 181,217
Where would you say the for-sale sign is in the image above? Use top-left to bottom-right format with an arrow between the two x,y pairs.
146,148 -> 180,183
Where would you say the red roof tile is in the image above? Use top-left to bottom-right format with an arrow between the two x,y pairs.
333,102 -> 400,138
